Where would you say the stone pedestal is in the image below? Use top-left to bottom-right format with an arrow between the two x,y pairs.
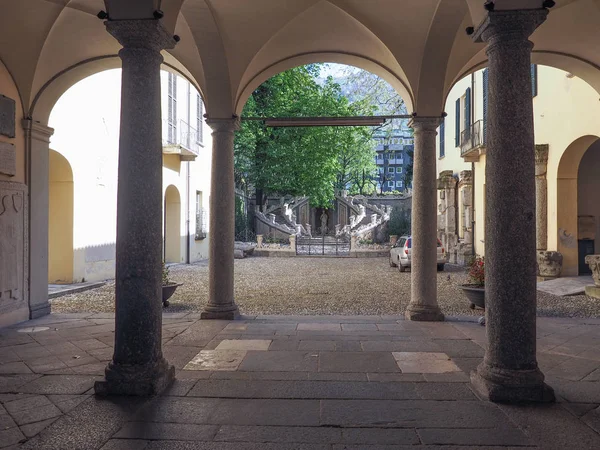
289,235 -> 296,252
94,19 -> 177,396
202,118 -> 240,320
406,118 -> 444,322
256,234 -> 264,248
470,8 -> 554,403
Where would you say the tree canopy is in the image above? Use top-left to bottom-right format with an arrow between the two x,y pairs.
235,65 -> 376,208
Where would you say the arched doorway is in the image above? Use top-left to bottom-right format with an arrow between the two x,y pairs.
48,150 -> 74,283
577,141 -> 600,274
556,136 -> 600,276
164,185 -> 182,263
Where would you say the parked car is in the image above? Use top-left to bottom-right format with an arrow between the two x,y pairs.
389,235 -> 446,272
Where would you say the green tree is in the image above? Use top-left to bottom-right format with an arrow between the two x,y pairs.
235,65 -> 377,208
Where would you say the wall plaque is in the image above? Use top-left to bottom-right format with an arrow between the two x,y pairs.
0,95 -> 16,138
0,142 -> 16,176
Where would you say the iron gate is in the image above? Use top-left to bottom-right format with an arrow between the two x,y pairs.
296,235 -> 350,256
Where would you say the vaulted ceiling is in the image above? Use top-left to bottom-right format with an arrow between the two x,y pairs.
2,0 -> 599,121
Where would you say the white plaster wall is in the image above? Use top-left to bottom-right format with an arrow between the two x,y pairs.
49,69 -> 212,283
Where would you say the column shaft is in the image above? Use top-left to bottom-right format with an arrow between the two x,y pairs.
406,118 -> 444,322
535,145 -> 549,251
202,118 -> 240,320
95,19 -> 176,396
471,9 -> 554,403
23,120 -> 54,319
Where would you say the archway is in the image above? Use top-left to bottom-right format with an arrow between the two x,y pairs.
48,150 -> 74,283
164,185 -> 182,264
556,135 -> 600,276
577,141 -> 600,274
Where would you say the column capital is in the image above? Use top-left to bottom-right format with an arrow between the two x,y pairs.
459,170 -> 473,186
22,119 -> 54,144
408,117 -> 441,132
205,117 -> 241,133
105,19 -> 176,52
535,144 -> 549,176
473,9 -> 548,47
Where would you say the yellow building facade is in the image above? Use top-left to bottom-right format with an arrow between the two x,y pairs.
437,65 -> 600,277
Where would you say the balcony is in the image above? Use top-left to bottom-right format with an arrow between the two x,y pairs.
162,120 -> 202,161
460,119 -> 486,162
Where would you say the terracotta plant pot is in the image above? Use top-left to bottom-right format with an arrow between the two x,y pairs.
162,283 -> 182,307
461,284 -> 485,310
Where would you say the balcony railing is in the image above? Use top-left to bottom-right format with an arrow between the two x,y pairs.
460,119 -> 485,157
163,119 -> 201,158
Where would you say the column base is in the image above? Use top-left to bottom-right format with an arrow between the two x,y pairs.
201,304 -> 240,320
405,304 -> 444,322
471,363 -> 555,403
30,302 -> 51,319
94,359 -> 175,396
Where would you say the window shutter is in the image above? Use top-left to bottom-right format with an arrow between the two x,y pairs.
455,98 -> 461,147
440,119 -> 445,158
531,64 -> 538,97
465,87 -> 471,136
482,69 -> 489,144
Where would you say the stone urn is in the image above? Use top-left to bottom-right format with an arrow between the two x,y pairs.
585,255 -> 600,286
537,251 -> 563,279
390,235 -> 398,246
162,283 -> 182,308
460,285 -> 485,310
256,234 -> 264,248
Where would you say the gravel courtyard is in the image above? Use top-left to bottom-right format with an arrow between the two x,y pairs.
51,257 -> 600,317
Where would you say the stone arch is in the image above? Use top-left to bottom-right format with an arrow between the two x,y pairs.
30,55 -> 204,125
48,149 -> 74,283
164,184 -> 182,264
235,53 -> 414,115
556,135 -> 600,276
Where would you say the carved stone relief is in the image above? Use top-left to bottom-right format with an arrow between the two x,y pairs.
0,95 -> 16,138
0,181 -> 26,310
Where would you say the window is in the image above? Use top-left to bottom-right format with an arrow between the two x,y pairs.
388,167 -> 395,173
377,153 -> 383,160
388,181 -> 394,188
483,69 -> 489,144
167,73 -> 177,144
378,167 -> 384,174
455,97 -> 460,147
195,191 -> 206,240
196,94 -> 204,144
531,64 -> 538,97
396,181 -> 403,188
397,167 -> 403,174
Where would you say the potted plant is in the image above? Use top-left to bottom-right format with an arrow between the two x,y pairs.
162,262 -> 182,308
461,256 -> 485,310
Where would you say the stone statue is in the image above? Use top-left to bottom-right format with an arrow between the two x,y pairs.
320,211 -> 328,234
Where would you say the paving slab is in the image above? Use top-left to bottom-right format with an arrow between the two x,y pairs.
183,350 -> 247,371
215,339 -> 271,351
237,351 -> 318,372
537,276 -> 593,296
393,352 -> 462,373
319,352 -> 400,373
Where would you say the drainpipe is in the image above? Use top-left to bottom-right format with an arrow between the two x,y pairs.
186,160 -> 191,264
470,72 -> 476,257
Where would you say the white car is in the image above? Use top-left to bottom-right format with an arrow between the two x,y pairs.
389,235 -> 446,272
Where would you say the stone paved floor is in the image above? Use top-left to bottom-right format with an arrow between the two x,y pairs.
1,313 -> 600,449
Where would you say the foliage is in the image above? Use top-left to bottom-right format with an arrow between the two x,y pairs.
388,207 -> 411,237
235,65 -> 378,208
359,238 -> 373,245
466,256 -> 485,286
264,235 -> 290,245
162,261 -> 171,286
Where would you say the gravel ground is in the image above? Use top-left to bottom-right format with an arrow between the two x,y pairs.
50,257 -> 600,318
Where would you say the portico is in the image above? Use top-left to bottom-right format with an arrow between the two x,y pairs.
3,0 -> 600,403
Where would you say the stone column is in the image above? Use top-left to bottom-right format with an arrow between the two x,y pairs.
94,19 -> 176,396
406,118 -> 444,322
535,145 -> 549,251
471,9 -> 554,403
201,118 -> 240,320
23,120 -> 54,319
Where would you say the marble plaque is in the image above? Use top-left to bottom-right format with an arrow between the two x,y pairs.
0,95 -> 16,138
0,142 -> 16,176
